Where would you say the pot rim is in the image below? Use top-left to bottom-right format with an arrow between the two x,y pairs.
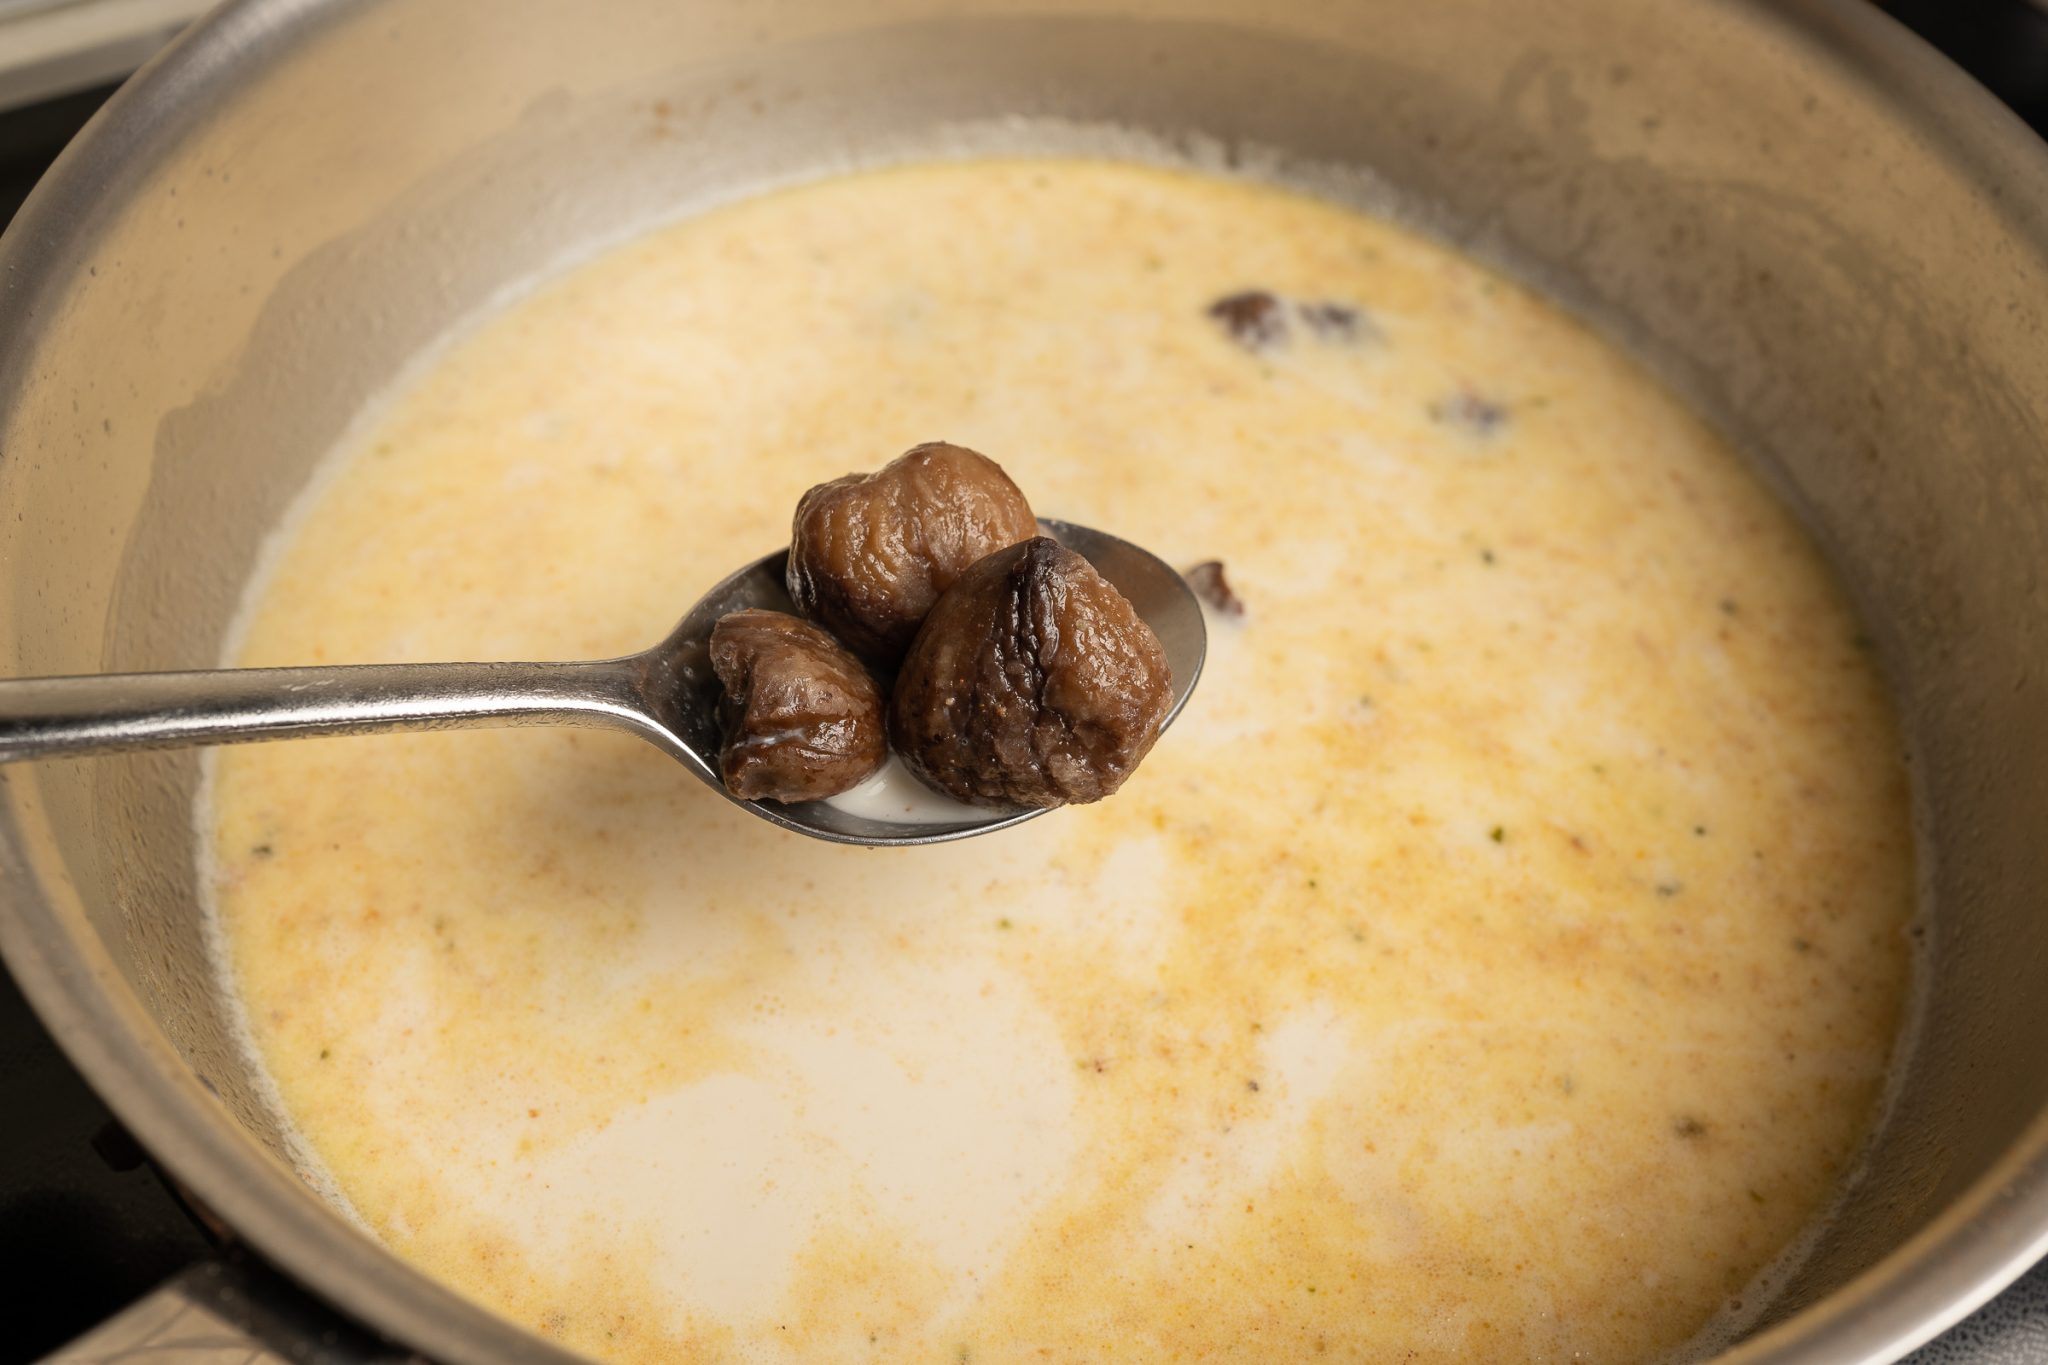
2,2 -> 2045,1361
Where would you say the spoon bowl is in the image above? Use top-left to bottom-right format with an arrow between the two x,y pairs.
0,520 -> 1206,847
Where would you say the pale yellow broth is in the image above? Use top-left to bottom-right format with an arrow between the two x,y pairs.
207,160 -> 1915,1364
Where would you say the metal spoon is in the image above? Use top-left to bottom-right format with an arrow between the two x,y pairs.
0,521 -> 1207,847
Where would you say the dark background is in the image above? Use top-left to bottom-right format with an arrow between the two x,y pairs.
3,0 -> 2047,1358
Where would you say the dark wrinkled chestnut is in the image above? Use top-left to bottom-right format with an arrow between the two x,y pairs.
889,537 -> 1173,809
708,609 -> 886,803
787,442 -> 1038,668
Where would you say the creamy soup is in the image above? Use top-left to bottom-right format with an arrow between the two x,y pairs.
206,160 -> 1915,1364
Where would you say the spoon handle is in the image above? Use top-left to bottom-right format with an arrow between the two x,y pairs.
0,659 -> 647,762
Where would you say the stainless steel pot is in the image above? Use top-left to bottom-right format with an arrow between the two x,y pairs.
4,1 -> 2047,1361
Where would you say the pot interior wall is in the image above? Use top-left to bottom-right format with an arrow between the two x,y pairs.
3,0 -> 2047,1349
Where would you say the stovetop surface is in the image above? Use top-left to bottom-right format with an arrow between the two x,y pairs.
5,2 -> 2048,1359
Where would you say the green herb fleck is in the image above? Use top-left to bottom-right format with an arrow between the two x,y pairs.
1489,826 -> 1505,843
996,917 -> 1013,930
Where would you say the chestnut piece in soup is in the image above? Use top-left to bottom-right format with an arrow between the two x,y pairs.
1184,560 -> 1246,620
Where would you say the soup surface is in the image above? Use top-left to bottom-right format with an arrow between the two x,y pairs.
207,160 -> 1915,1364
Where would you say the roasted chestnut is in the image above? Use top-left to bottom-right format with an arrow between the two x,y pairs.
786,442 -> 1037,668
889,537 -> 1173,808
708,609 -> 886,803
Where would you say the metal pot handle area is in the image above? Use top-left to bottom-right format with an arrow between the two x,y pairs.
41,1259 -> 415,1365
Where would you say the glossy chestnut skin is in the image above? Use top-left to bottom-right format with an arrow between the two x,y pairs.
786,442 -> 1037,668
708,609 -> 887,803
889,537 -> 1173,808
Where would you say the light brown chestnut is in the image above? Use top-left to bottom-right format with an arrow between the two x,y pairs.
786,442 -> 1037,668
